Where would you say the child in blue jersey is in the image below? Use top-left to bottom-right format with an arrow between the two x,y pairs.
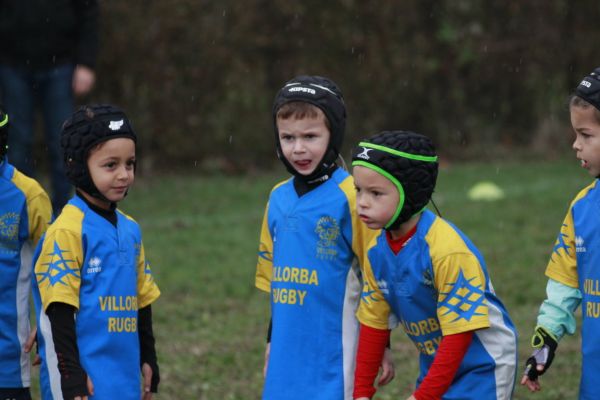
255,75 -> 394,400
521,67 -> 600,400
0,107 -> 52,400
351,131 -> 517,400
32,104 -> 161,400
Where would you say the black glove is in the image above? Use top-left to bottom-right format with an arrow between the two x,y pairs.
524,326 -> 558,381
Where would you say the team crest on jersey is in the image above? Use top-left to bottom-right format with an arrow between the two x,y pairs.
438,269 -> 485,322
36,241 -> 80,287
315,216 -> 340,260
0,212 -> 19,253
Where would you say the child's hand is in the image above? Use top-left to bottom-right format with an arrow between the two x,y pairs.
520,326 -> 558,392
263,342 -> 271,378
378,347 -> 395,386
73,376 -> 94,400
23,326 -> 41,366
405,396 -> 417,400
142,362 -> 154,399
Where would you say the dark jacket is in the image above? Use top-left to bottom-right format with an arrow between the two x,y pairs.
0,0 -> 98,70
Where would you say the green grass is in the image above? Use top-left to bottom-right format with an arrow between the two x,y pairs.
30,159 -> 590,399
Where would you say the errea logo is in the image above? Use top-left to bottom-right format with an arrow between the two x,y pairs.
288,86 -> 316,95
108,119 -> 124,131
87,257 -> 102,274
576,236 -> 587,253
356,147 -> 373,160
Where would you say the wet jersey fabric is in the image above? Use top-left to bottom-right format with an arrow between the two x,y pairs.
357,210 -> 517,400
545,180 -> 600,400
0,160 -> 51,388
255,168 -> 375,400
32,195 -> 160,400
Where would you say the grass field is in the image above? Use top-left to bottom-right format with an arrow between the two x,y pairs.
31,159 -> 590,399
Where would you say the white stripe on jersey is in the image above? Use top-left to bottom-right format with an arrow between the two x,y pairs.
17,243 -> 32,386
341,261 -> 361,400
476,300 -> 517,400
39,307 -> 64,400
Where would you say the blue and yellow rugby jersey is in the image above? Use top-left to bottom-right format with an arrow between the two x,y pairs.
545,180 -> 600,400
0,160 -> 51,388
256,168 -> 376,400
358,210 -> 517,400
32,195 -> 160,400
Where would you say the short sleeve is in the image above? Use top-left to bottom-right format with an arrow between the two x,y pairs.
545,209 -> 578,288
255,203 -> 273,293
356,256 -> 395,330
34,229 -> 84,311
434,252 -> 490,335
27,191 -> 52,246
137,241 -> 161,308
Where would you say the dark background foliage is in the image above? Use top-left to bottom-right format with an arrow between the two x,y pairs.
88,0 -> 600,173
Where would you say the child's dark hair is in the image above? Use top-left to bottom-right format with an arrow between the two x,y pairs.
352,130 -> 438,230
572,67 -> 600,123
570,95 -> 600,123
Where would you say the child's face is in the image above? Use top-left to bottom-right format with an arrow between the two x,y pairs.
87,138 -> 136,206
571,105 -> 600,177
277,113 -> 330,176
353,165 -> 400,230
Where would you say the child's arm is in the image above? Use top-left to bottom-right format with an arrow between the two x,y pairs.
353,323 -> 390,399
521,278 -> 581,391
139,304 -> 160,394
412,331 -> 473,400
46,302 -> 92,399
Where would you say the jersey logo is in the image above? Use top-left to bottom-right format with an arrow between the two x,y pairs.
0,212 -> 19,253
109,119 -> 124,130
576,236 -> 587,253
315,216 -> 340,260
438,269 -> 485,322
551,224 -> 571,261
36,241 -> 80,286
356,147 -> 373,160
86,256 -> 102,274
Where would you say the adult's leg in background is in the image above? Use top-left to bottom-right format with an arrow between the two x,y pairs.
38,64 -> 74,214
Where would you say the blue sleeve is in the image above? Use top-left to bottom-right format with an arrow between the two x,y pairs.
537,278 -> 582,341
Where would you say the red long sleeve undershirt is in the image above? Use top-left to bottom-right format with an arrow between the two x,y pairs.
413,330 -> 473,400
353,325 -> 473,399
